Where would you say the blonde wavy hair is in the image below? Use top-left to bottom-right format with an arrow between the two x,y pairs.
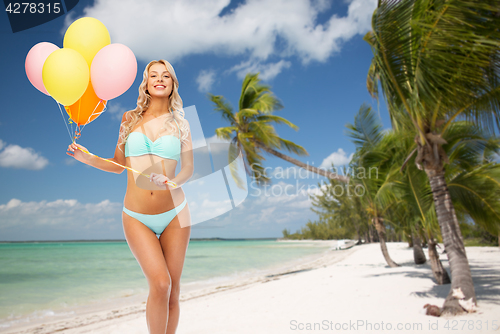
118,60 -> 189,151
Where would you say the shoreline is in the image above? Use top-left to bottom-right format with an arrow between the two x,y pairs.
5,242 -> 499,334
2,239 -> 350,334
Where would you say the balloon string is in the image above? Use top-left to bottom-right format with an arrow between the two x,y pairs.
73,126 -> 82,141
55,100 -> 73,142
74,146 -> 178,188
80,99 -> 106,134
70,100 -> 107,141
63,106 -> 75,140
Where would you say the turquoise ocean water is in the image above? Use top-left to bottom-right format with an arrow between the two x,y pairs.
0,239 -> 331,328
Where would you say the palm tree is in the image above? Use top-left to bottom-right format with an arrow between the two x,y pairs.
442,122 -> 500,242
209,73 -> 349,189
307,165 -> 370,243
346,104 -> 401,267
399,119 -> 500,284
351,103 -> 500,282
390,132 -> 451,283
365,0 -> 500,314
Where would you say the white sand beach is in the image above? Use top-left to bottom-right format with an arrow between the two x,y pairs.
4,241 -> 500,334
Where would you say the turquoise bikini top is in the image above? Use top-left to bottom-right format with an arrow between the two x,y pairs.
125,117 -> 181,161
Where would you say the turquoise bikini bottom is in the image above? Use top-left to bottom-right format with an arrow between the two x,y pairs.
123,197 -> 188,235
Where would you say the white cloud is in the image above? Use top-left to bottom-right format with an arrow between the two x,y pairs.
200,198 -> 233,215
320,148 -> 353,169
311,0 -> 332,12
205,134 -> 232,154
0,198 -> 122,229
206,134 -> 230,144
201,179 -> 319,228
196,69 -> 217,92
246,180 -> 323,222
68,0 -> 377,65
65,158 -> 78,166
259,207 -> 276,221
0,185 -> 323,240
107,102 -> 127,121
228,59 -> 291,80
270,163 -> 349,180
0,141 -> 49,170
271,166 -> 319,179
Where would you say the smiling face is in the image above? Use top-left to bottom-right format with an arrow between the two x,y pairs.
147,63 -> 174,98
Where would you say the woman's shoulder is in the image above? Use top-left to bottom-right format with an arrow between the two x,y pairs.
120,110 -> 145,134
121,112 -> 128,123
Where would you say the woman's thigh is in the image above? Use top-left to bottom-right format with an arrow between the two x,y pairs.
122,212 -> 170,286
159,202 -> 191,287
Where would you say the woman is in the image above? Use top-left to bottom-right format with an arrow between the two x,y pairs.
67,59 -> 194,334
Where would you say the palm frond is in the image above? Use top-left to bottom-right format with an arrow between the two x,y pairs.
443,121 -> 495,171
252,91 -> 283,113
239,73 -> 260,110
371,0 -> 500,128
215,126 -> 237,141
366,57 -> 379,99
237,108 -> 260,120
247,120 -> 278,146
208,94 -> 235,124
256,114 -> 299,130
275,138 -> 308,156
345,104 -> 384,150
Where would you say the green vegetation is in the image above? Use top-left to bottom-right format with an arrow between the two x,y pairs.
210,0 -> 500,317
281,0 -> 500,315
364,0 -> 500,314
461,222 -> 499,247
209,73 -> 349,190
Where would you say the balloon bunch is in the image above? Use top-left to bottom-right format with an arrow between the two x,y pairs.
25,17 -> 137,142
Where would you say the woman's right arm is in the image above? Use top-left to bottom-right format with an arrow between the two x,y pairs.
66,113 -> 128,174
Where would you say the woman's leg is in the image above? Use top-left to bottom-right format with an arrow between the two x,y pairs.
159,202 -> 191,334
122,212 -> 171,334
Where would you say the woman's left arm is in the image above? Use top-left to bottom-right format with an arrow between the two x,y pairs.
171,119 -> 194,187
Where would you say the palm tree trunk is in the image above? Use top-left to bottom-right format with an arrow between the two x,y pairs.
351,218 -> 362,244
371,224 -> 379,242
373,217 -> 399,267
425,168 -> 476,315
254,141 -> 350,183
412,232 -> 426,264
426,234 -> 451,285
407,232 -> 413,247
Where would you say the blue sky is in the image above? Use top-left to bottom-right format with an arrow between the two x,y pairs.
0,0 -> 392,241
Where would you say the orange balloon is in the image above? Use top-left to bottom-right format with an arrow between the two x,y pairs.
65,80 -> 106,126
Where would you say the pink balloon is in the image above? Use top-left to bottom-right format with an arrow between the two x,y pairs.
25,42 -> 60,95
91,43 -> 137,100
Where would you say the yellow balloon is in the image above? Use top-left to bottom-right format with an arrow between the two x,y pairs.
42,48 -> 89,106
63,17 -> 111,68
